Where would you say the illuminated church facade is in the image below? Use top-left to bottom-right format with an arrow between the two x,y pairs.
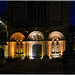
0,1 -> 69,59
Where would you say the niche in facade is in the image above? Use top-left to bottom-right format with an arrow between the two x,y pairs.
27,31 -> 45,59
47,31 -> 65,58
9,32 -> 26,59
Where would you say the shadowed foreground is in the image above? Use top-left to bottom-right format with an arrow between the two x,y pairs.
0,58 -> 74,74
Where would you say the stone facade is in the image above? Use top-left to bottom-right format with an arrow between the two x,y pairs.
0,1 -> 70,59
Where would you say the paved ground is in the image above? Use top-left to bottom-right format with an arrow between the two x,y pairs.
0,58 -> 75,74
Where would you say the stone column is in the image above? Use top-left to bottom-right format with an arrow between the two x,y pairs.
26,42 -> 29,58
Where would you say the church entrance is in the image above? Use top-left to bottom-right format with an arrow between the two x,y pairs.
32,44 -> 42,58
27,31 -> 45,59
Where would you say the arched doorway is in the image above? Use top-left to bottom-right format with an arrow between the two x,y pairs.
27,31 -> 45,59
32,44 -> 42,58
47,31 -> 65,58
9,32 -> 26,59
0,48 -> 4,58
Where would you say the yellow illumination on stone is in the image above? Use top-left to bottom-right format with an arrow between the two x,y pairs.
50,56 -> 52,59
10,32 -> 25,41
48,31 -> 65,58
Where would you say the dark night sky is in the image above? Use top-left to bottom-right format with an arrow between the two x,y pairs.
69,1 -> 75,26
0,1 -> 7,16
0,1 -> 75,26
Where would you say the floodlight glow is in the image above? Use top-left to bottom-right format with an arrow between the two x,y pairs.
0,20 -> 5,25
10,32 -> 25,41
48,31 -> 65,40
28,31 -> 44,41
50,56 -> 52,59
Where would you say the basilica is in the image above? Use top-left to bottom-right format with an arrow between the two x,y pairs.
0,1 -> 70,59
